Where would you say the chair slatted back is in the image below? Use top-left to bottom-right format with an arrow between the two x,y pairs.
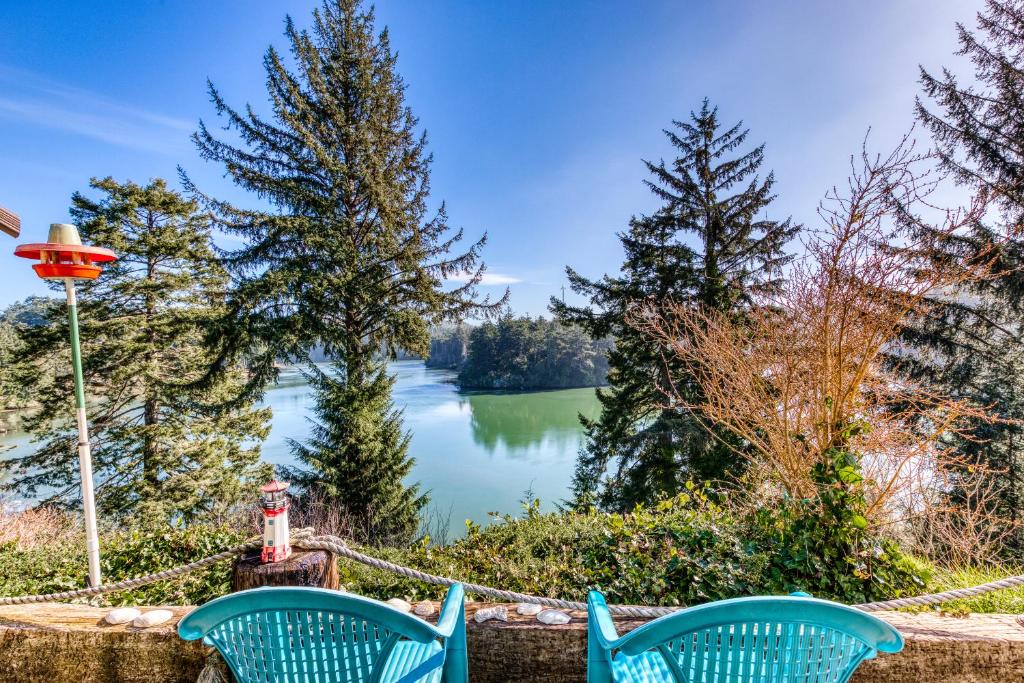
662,621 -> 870,682
208,607 -> 401,682
179,587 -> 446,683
587,593 -> 903,683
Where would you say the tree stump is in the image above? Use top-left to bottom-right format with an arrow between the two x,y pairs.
231,549 -> 339,592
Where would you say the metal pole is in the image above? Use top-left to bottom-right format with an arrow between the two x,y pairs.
64,278 -> 102,587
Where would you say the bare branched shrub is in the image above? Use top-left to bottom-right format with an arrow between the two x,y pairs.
630,134 -> 1006,523
898,455 -> 1019,566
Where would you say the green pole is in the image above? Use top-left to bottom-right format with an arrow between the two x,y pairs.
65,278 -> 102,587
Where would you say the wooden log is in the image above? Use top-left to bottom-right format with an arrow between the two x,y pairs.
2,602 -> 1024,682
231,548 -> 339,592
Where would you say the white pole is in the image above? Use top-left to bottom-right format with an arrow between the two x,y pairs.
64,278 -> 102,587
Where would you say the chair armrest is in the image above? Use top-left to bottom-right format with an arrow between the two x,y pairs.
433,583 -> 465,639
587,591 -> 621,649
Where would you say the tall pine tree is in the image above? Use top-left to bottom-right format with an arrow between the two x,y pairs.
552,101 -> 797,510
899,0 -> 1024,546
1,178 -> 271,523
188,0 -> 504,543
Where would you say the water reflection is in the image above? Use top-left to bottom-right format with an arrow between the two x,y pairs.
465,389 -> 597,454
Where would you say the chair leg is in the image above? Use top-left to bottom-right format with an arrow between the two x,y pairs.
442,608 -> 468,683
587,621 -> 613,683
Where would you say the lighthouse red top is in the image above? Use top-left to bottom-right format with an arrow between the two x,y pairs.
14,224 -> 117,281
261,480 -> 289,494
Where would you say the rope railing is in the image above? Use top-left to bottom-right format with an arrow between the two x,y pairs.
1,530 -> 1022,616
0,529 -> 313,607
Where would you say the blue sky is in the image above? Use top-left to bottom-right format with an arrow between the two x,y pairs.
0,0 -> 981,315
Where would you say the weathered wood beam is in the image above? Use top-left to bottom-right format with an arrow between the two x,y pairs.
0,205 -> 19,238
1,602 -> 1023,682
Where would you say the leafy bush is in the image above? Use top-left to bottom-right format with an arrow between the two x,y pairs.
100,524 -> 247,605
338,486 -> 925,607
749,450 -> 929,603
0,489 -> 928,609
0,522 -> 246,606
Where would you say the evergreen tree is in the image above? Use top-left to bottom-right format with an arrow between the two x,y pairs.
0,297 -> 55,411
900,0 -> 1024,545
188,0 -> 504,543
1,178 -> 271,523
552,101 -> 797,510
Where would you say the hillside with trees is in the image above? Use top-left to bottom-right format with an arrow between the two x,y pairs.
457,316 -> 610,390
0,297 -> 52,410
425,324 -> 471,370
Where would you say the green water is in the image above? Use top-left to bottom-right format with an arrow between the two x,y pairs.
0,360 -> 601,538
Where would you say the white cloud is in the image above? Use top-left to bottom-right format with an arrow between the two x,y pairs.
0,64 -> 192,154
447,271 -> 521,286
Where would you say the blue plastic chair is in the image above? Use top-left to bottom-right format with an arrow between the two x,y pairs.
586,591 -> 903,682
179,585 -> 467,683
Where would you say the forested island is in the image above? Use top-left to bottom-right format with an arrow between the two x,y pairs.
457,316 -> 610,390
420,318 -> 610,390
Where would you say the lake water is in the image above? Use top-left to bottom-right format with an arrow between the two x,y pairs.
0,360 -> 601,538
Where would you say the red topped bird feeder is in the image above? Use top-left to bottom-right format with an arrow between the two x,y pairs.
13,223 -> 118,589
14,223 -> 116,280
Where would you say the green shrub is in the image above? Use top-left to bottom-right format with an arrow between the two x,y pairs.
0,544 -> 85,598
0,522 -> 246,606
0,488 -> 929,609
337,485 -> 924,607
101,524 -> 247,605
749,450 -> 928,603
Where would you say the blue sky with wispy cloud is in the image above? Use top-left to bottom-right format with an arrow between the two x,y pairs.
0,65 -> 192,154
0,0 -> 982,314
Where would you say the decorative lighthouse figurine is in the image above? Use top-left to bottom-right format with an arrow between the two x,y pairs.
260,480 -> 292,564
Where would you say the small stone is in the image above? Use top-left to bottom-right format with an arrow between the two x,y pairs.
386,598 -> 412,613
132,609 -> 174,628
536,609 -> 571,625
516,602 -> 542,616
104,607 -> 141,625
474,606 -> 508,623
413,600 -> 435,617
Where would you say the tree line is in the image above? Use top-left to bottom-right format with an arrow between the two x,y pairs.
457,316 -> 610,391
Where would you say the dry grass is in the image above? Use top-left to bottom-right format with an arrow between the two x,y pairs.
0,501 -> 81,551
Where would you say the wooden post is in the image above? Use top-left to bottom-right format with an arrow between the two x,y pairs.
231,548 -> 339,592
0,206 -> 19,238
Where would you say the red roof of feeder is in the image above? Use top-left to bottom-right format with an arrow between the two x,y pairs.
261,480 -> 289,493
14,243 -> 118,262
32,263 -> 102,280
